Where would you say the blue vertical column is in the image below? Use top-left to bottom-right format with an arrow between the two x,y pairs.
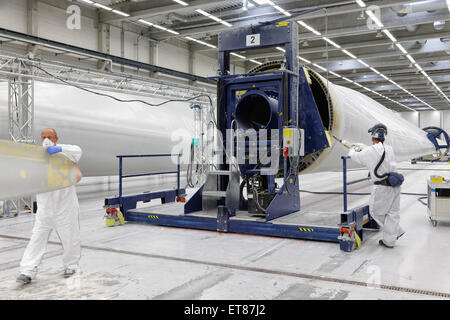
284,22 -> 299,128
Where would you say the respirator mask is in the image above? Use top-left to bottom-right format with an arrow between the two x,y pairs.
42,138 -> 54,148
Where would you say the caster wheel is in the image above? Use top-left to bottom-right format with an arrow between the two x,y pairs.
432,220 -> 438,227
105,218 -> 115,227
117,211 -> 125,225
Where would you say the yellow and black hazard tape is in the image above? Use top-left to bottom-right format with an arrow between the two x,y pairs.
147,215 -> 159,219
298,227 -> 314,232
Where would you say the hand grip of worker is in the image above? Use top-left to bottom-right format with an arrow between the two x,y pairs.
350,144 -> 362,152
46,146 -> 62,155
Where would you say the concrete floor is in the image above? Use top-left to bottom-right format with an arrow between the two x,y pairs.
0,162 -> 449,300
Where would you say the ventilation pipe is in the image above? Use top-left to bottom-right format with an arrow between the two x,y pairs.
392,0 -> 448,15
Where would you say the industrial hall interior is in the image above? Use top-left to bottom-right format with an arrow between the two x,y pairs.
0,0 -> 450,302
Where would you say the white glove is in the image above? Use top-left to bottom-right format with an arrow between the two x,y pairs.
351,144 -> 362,152
341,140 -> 353,149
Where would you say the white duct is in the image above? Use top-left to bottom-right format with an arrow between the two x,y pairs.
392,0 -> 448,15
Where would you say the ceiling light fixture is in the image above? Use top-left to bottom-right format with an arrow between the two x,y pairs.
396,43 -> 408,54
341,49 -> 357,59
323,37 -> 341,48
93,3 -> 112,11
173,0 -> 189,6
297,21 -> 321,36
382,29 -> 397,43
185,36 -> 217,48
366,10 -> 384,28
195,9 -> 232,27
112,9 -> 130,17
230,52 -> 247,59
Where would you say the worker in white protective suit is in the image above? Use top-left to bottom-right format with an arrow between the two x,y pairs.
16,128 -> 83,284
347,123 -> 405,248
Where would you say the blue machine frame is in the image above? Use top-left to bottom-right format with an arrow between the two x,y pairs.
106,22 -> 377,252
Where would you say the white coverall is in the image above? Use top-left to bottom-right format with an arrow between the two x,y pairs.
20,144 -> 82,278
349,142 -> 405,247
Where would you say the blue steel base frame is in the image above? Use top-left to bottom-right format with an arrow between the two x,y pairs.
124,204 -> 373,249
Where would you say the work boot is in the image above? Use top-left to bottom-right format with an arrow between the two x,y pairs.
63,268 -> 77,278
379,239 -> 394,248
16,274 -> 32,284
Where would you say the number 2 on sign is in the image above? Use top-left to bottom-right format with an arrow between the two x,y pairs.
246,34 -> 260,47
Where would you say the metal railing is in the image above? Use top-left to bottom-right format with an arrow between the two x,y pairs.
117,153 -> 182,202
341,156 -> 370,212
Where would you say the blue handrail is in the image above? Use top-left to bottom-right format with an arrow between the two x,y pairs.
341,156 -> 370,212
117,153 -> 182,202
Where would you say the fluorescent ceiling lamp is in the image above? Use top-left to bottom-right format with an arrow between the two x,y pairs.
273,5 -> 291,16
93,3 -> 112,11
396,43 -> 408,54
323,37 -> 341,49
298,56 -> 311,64
366,10 -> 384,28
406,54 -> 416,64
312,63 -> 327,72
329,71 -> 342,78
173,0 -> 189,6
276,46 -> 286,52
380,74 -> 389,80
382,29 -> 397,43
112,9 -> 130,17
250,59 -> 263,65
80,0 -> 94,4
253,0 -> 274,4
151,23 -> 179,35
230,52 -> 246,59
297,21 -> 321,36
185,36 -> 216,48
165,28 -> 180,35
138,19 -> 153,26
357,59 -> 370,67
342,49 -> 357,59
196,9 -> 232,27
355,0 -> 366,8
342,77 -> 354,83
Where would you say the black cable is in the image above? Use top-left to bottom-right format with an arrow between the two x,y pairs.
299,189 -> 427,196
30,63 -> 215,108
418,196 -> 428,206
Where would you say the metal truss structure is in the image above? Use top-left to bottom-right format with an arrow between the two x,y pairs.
0,52 -> 216,217
3,59 -> 35,217
0,54 -> 216,106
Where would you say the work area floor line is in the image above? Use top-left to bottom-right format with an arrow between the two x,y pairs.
0,233 -> 448,299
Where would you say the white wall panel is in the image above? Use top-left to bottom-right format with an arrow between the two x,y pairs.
420,111 -> 441,129
193,53 -> 218,77
398,112 -> 419,127
0,0 -> 27,33
442,111 -> 450,133
37,2 -> 97,51
123,31 -> 137,60
157,42 -> 189,73
110,26 -> 122,56
137,37 -> 150,64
